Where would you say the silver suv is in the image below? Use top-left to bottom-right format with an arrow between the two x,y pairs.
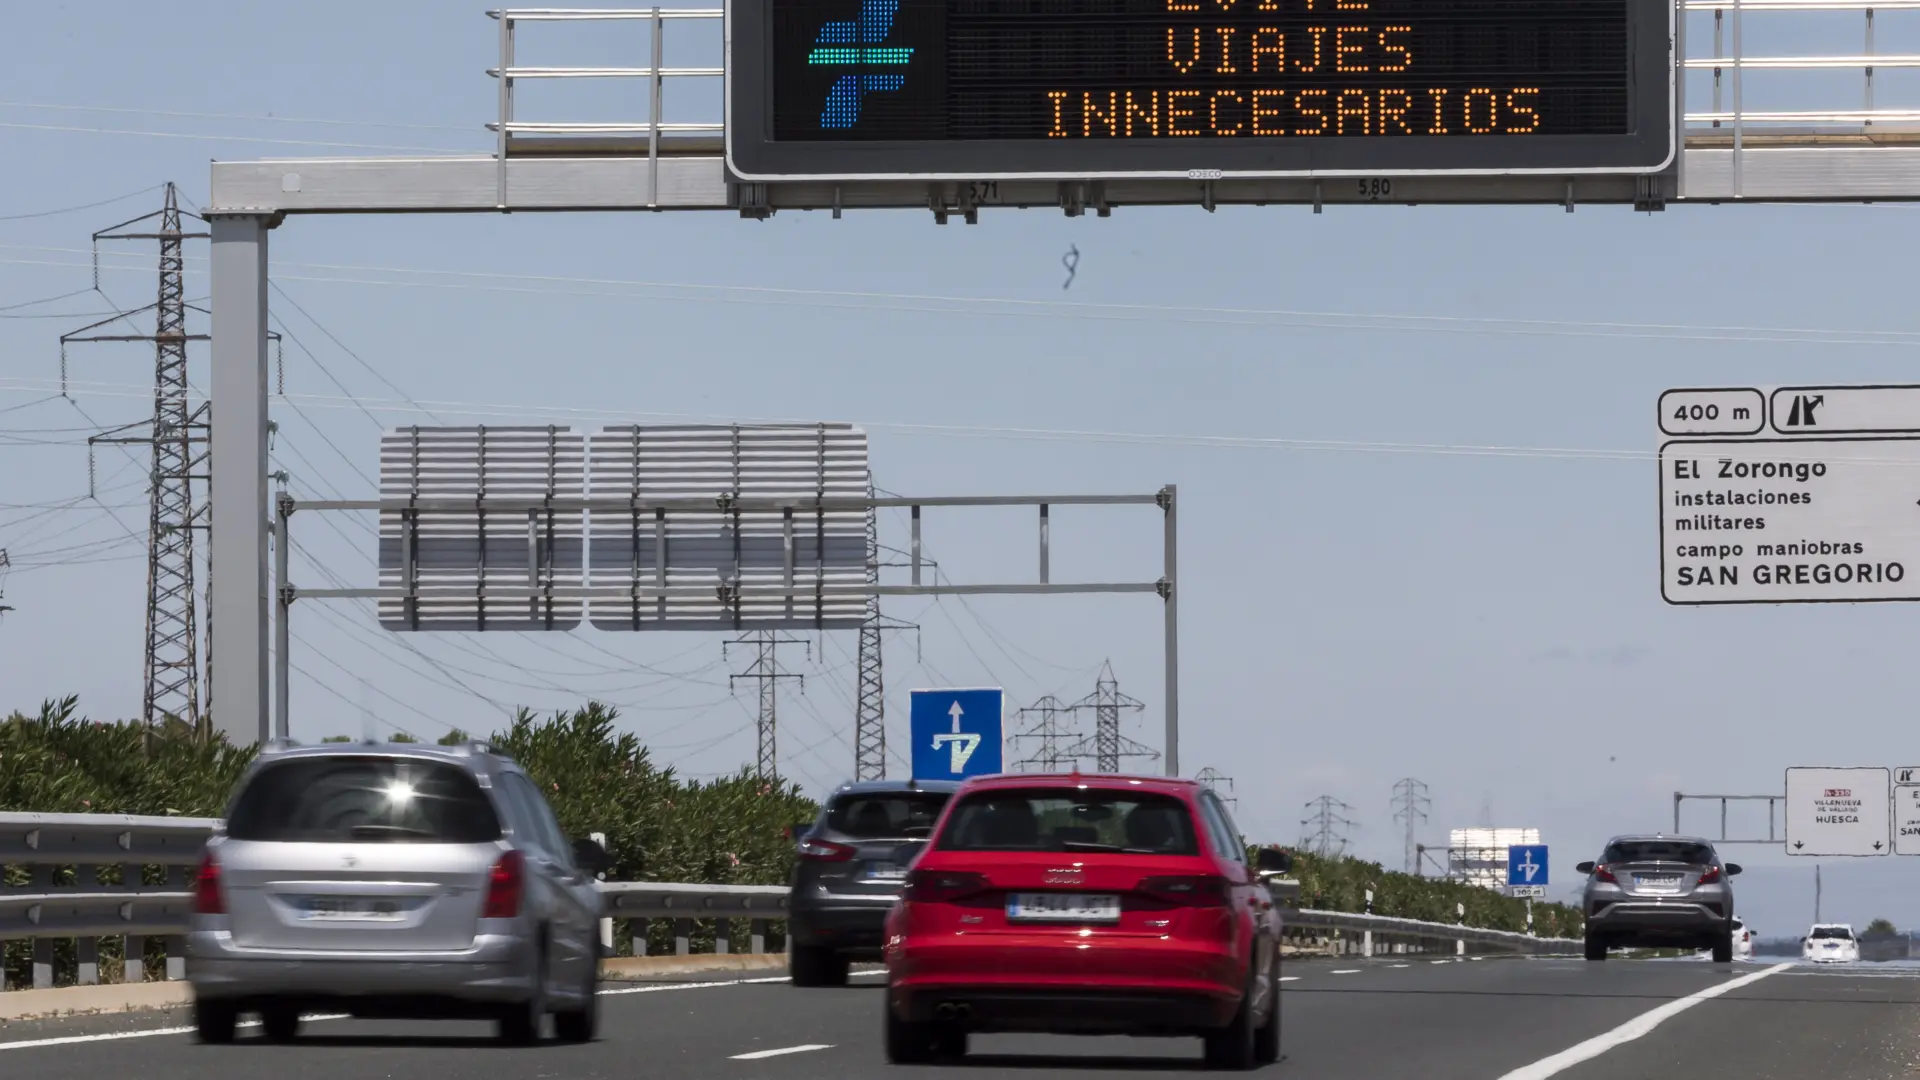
186,741 -> 611,1044
1577,834 -> 1742,962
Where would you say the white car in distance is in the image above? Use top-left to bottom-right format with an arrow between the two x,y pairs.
1802,923 -> 1860,964
1731,917 -> 1754,961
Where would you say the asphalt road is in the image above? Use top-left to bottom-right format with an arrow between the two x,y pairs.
3,958 -> 1918,1080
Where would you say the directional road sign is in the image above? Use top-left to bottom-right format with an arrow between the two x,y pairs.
1785,767 -> 1891,856
1895,767 -> 1920,856
909,687 -> 1004,782
1506,844 -> 1549,888
1658,385 -> 1920,605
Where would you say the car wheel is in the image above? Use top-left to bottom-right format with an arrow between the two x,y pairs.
1711,930 -> 1733,964
499,938 -> 549,1045
932,1025 -> 969,1059
193,998 -> 238,1044
554,956 -> 600,1043
1584,933 -> 1607,962
791,944 -> 837,987
883,990 -> 935,1064
1202,968 -> 1259,1071
260,1003 -> 302,1043
1253,960 -> 1282,1065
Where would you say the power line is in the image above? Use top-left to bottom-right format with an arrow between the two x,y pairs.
1301,796 -> 1358,859
1012,695 -> 1080,772
1391,778 -> 1432,875
726,631 -> 809,780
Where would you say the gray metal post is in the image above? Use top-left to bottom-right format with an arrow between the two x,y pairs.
1162,485 -> 1178,777
274,494 -> 291,740
208,214 -> 273,747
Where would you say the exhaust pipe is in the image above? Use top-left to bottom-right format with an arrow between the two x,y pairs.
953,1003 -> 975,1020
934,1003 -> 959,1020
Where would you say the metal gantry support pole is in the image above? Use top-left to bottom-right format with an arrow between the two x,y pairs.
1162,484 -> 1179,777
274,492 -> 292,741
207,213 -> 274,748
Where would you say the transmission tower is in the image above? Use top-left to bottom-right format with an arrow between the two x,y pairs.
1195,767 -> 1237,807
0,549 -> 11,619
726,631 -> 809,779
64,184 -> 212,734
1012,695 -> 1080,771
1063,660 -> 1157,773
1391,778 -> 1431,874
1300,795 -> 1358,858
852,490 -> 921,781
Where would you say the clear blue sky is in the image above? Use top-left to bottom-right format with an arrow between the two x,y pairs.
3,0 -> 1920,937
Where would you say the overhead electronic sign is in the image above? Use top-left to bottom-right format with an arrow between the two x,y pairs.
725,0 -> 1674,180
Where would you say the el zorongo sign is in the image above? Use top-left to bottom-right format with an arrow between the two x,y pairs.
725,0 -> 1675,180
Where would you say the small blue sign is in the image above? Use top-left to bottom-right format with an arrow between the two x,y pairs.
1507,844 -> 1549,888
909,688 -> 1004,781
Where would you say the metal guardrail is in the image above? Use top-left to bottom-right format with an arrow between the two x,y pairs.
2,812 -> 1570,993
1288,909 -> 1582,957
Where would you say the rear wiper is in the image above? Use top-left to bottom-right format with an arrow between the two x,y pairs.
348,824 -> 437,840
1057,840 -> 1125,852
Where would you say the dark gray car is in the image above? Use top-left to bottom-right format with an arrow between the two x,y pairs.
1577,834 -> 1742,962
787,779 -> 959,986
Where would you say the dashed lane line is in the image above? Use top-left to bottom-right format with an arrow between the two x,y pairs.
732,1043 -> 834,1060
1493,963 -> 1791,1080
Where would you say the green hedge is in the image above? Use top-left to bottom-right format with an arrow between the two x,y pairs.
1277,849 -> 1584,938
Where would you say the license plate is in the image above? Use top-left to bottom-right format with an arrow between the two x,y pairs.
1007,892 -> 1122,922
1633,874 -> 1681,887
298,896 -> 405,922
864,862 -> 906,881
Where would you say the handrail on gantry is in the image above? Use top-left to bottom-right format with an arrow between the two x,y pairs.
484,7 -> 725,209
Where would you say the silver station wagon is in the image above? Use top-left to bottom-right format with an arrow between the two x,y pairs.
187,740 -> 611,1044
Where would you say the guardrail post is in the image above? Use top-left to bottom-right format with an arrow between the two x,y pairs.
674,917 -> 691,956
164,866 -> 186,980
126,934 -> 146,984
77,935 -> 99,986
629,919 -> 648,956
751,918 -> 767,954
714,918 -> 731,955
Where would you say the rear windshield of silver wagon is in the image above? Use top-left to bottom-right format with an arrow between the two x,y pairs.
226,757 -> 502,843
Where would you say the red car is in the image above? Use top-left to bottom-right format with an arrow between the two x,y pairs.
882,773 -> 1290,1068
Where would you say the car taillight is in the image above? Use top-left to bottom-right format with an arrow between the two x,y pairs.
797,838 -> 856,862
1696,866 -> 1723,886
901,869 -> 987,902
193,851 -> 225,916
1592,864 -> 1618,884
1137,875 -> 1231,907
483,850 -> 525,918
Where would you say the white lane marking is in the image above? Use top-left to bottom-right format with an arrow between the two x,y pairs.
0,971 -> 836,1051
731,1043 -> 833,1060
0,1013 -> 349,1052
1391,964 -> 1410,969
1278,976 -> 1301,983
1431,960 -> 1455,965
1331,969 -> 1361,975
1494,963 -> 1791,1080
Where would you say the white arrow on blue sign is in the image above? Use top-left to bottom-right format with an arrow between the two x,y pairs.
1506,844 -> 1549,888
909,687 -> 1004,781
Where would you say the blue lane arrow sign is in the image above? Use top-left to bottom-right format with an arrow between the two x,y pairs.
1506,844 -> 1549,888
910,688 -> 1003,781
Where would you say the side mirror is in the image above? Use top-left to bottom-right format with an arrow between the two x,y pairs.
1575,861 -> 1596,875
1725,863 -> 1743,876
570,836 -> 613,875
891,841 -> 926,868
1254,847 -> 1292,875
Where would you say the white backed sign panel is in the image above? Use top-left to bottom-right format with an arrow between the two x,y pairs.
1785,767 -> 1890,856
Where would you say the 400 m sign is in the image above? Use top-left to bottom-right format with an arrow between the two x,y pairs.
1658,386 -> 1920,606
